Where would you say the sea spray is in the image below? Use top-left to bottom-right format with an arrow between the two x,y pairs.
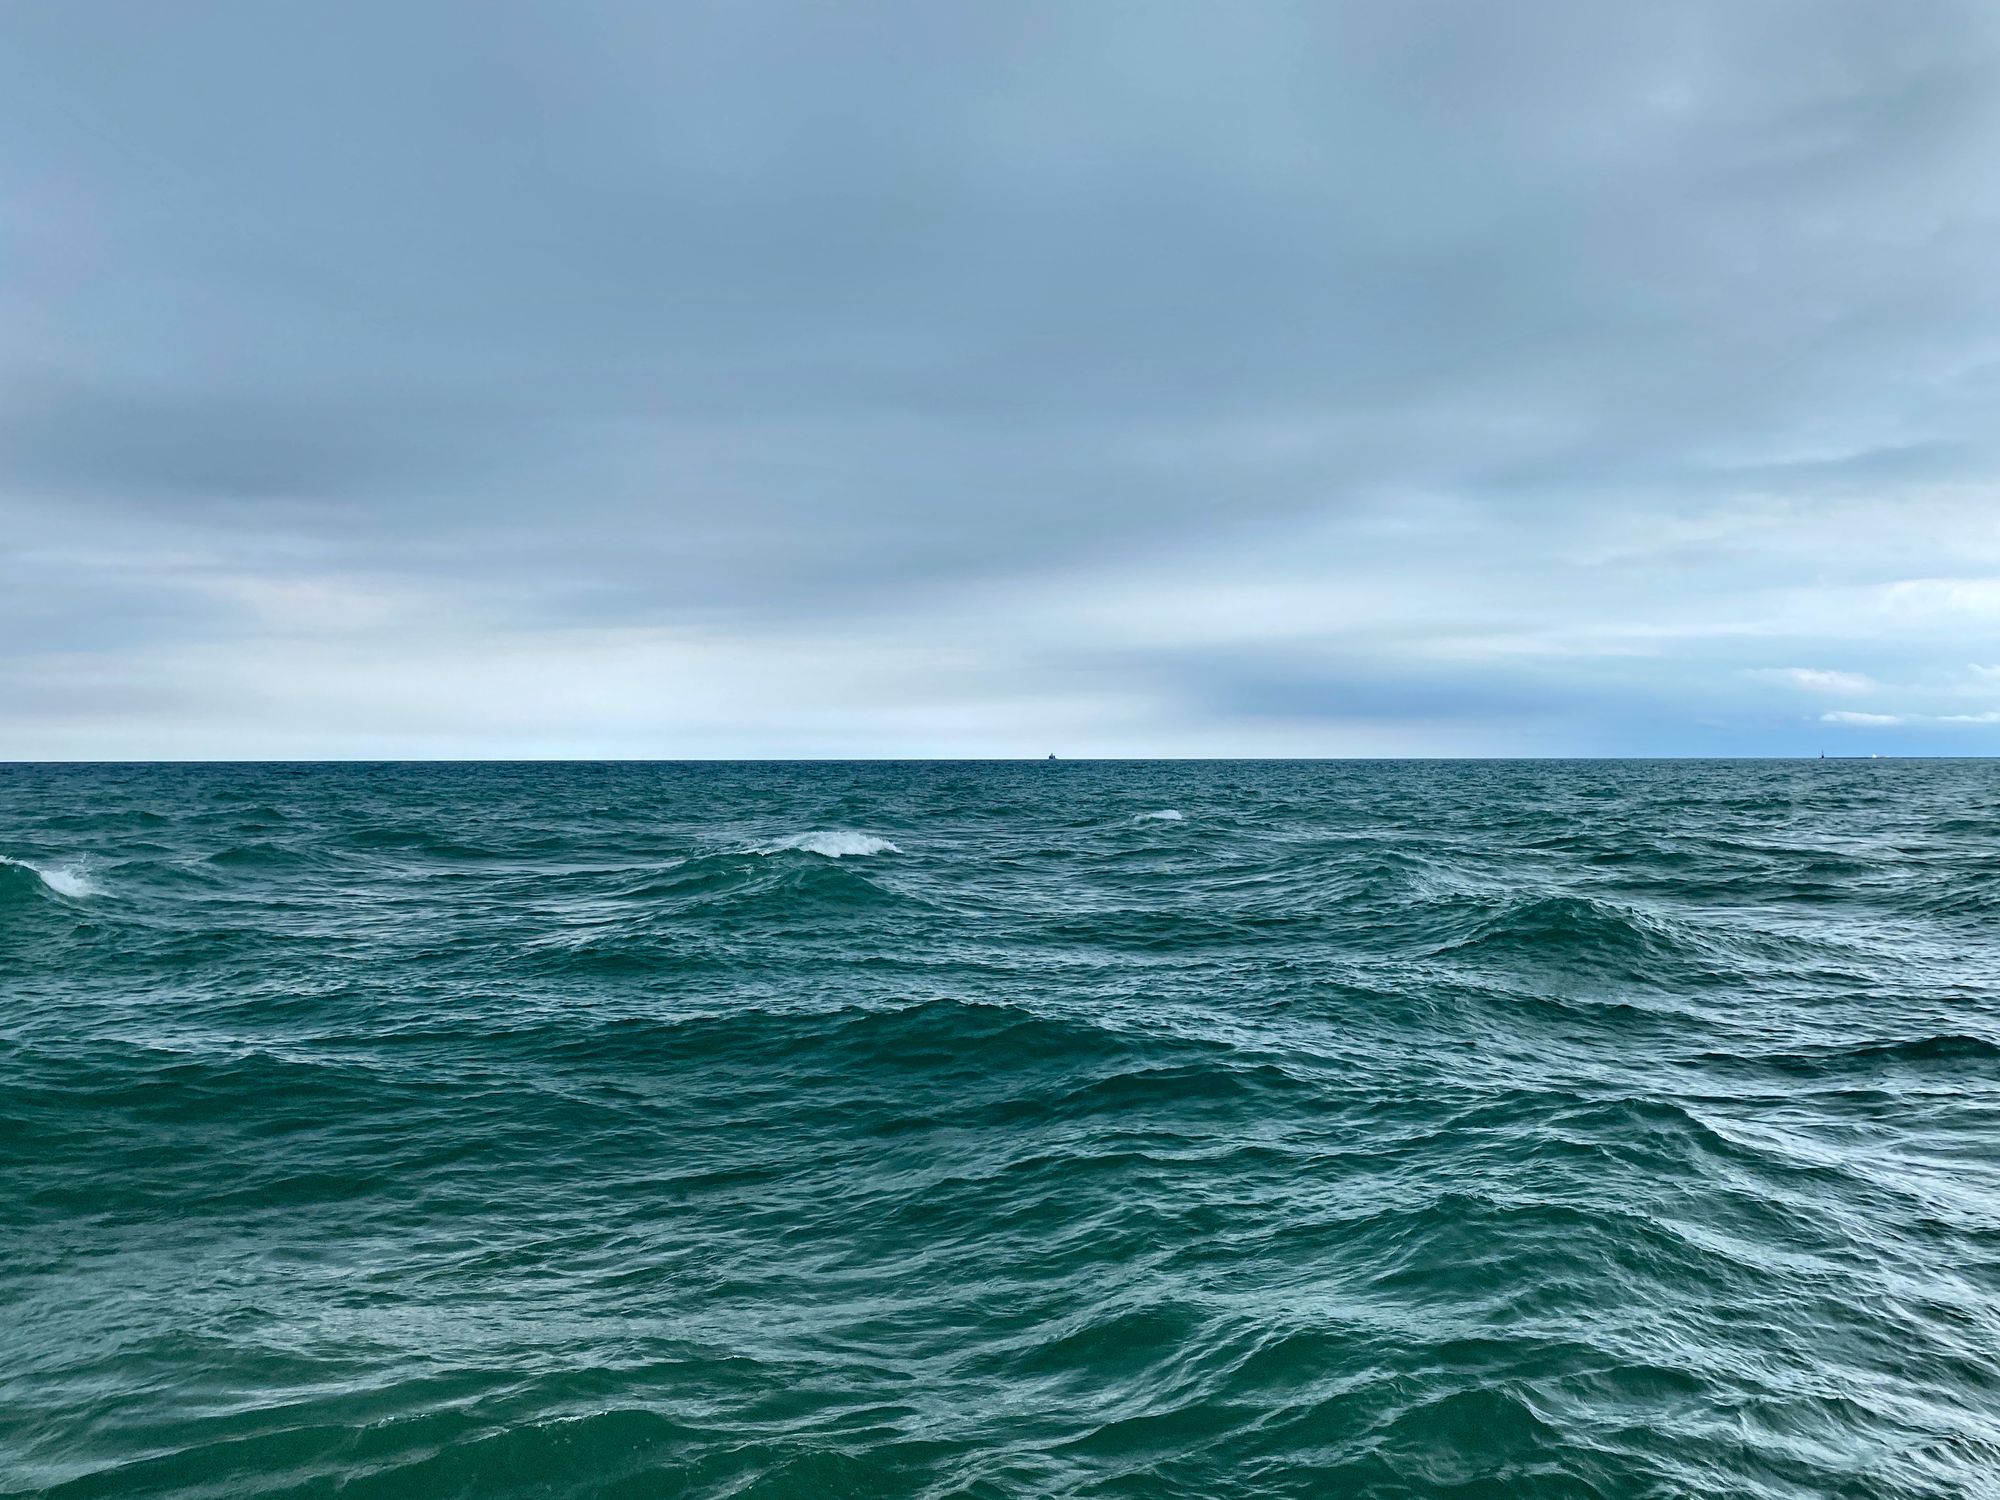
755,830 -> 901,857
0,853 -> 99,898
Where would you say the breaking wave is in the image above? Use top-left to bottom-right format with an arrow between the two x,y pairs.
0,854 -> 99,899
754,830 -> 901,858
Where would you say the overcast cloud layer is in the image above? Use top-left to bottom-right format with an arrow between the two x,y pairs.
4,0 -> 1999,757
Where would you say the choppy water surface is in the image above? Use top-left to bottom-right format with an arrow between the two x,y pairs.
4,760 -> 1998,1499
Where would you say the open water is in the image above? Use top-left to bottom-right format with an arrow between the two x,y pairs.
3,760 -> 1997,1498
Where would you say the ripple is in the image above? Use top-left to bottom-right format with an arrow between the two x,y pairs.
2,759 -> 1996,1499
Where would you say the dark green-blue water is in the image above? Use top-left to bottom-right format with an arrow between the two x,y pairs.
4,761 -> 1997,1498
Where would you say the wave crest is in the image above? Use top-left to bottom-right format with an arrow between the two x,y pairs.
755,831 -> 900,858
0,854 -> 100,899
1434,893 -> 1686,968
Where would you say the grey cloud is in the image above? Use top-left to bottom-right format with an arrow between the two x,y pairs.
0,379 -> 515,503
2,0 -> 1998,754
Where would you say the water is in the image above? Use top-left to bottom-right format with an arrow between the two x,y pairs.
4,760 -> 1997,1499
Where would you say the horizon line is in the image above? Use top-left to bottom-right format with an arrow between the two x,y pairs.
2,754 -> 1988,767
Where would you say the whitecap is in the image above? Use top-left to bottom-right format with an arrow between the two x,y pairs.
757,831 -> 901,858
1,855 -> 100,898
1134,810 -> 1185,822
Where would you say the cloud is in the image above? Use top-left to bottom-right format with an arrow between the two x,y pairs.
1752,667 -> 1877,694
3,0 -> 2000,755
1820,711 -> 1903,726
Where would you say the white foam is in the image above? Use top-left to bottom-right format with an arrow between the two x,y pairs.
2,855 -> 100,898
757,831 -> 901,858
1134,810 -> 1185,822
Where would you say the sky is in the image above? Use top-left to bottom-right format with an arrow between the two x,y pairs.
3,0 -> 1998,759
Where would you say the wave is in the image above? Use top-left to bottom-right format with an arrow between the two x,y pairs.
754,831 -> 900,858
0,854 -> 99,899
1845,1032 -> 2000,1063
339,825 -> 509,859
1709,1032 -> 2000,1075
1429,893 -> 1697,972
534,996 -> 1142,1075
